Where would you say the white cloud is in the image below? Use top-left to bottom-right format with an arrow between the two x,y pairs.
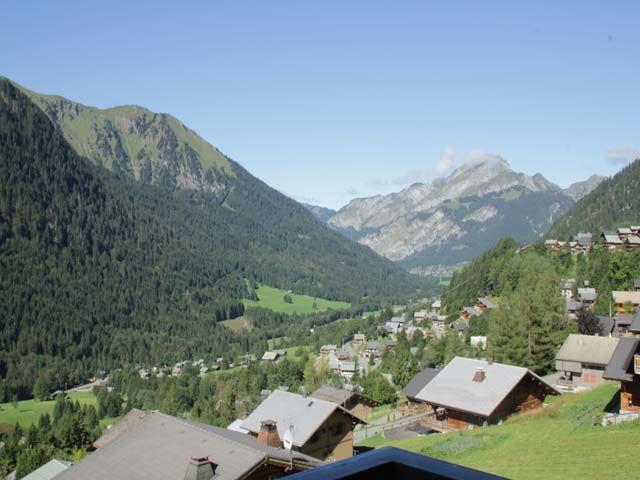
606,147 -> 640,165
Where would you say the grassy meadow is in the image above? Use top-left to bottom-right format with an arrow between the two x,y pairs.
243,284 -> 350,314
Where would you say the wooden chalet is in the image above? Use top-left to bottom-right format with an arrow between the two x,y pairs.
311,385 -> 378,420
409,357 -> 559,430
604,337 -> 640,413
612,291 -> 640,313
555,334 -> 619,387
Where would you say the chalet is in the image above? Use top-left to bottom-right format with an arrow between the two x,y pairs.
625,236 -> 640,249
339,361 -> 356,381
410,357 -> 559,430
241,390 -> 365,462
612,291 -> 640,313
544,239 -> 561,251
451,318 -> 469,334
383,338 -> 397,350
431,299 -> 442,312
602,233 -> 623,249
311,385 -> 378,420
613,314 -> 636,335
561,279 -> 576,299
286,446 -> 505,480
617,227 -> 633,240
413,310 -> 428,321
632,226 -> 640,234
384,317 -> 405,334
475,297 -> 496,312
18,459 -> 72,480
574,232 -> 593,253
400,367 -> 440,415
59,410 -> 321,480
261,350 -> 286,363
364,341 -> 384,359
577,287 -> 597,307
352,333 -> 366,345
335,348 -> 351,361
319,344 -> 337,356
603,337 -> 640,413
566,300 -> 582,319
430,314 -> 447,331
460,306 -> 482,320
555,334 -> 620,386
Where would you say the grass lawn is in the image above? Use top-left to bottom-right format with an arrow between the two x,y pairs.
0,392 -> 97,429
243,284 -> 350,315
220,316 -> 253,333
357,384 -> 640,480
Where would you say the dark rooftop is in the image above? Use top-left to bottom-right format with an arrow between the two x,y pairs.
402,367 -> 440,401
285,446 -> 506,480
603,337 -> 640,382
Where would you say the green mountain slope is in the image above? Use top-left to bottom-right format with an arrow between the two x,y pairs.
548,160 -> 640,239
0,79 -> 429,399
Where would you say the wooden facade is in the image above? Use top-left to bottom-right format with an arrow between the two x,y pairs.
620,378 -> 640,413
298,410 -> 357,462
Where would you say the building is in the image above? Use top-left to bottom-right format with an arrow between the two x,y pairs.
603,337 -> 640,413
410,357 -> 559,430
320,345 -> 337,356
364,341 -> 384,359
612,291 -> 640,313
339,361 -> 356,381
241,390 -> 365,462
56,410 -> 321,480
475,297 -> 496,312
352,333 -> 366,345
602,233 -> 623,249
460,306 -> 481,320
574,232 -> 593,253
561,279 -> 576,299
577,287 -> 597,306
413,310 -> 428,321
21,459 -> 72,480
470,336 -> 488,350
311,385 -> 378,420
566,300 -> 582,319
400,367 -> 441,415
286,446 -> 505,480
555,334 -> 620,386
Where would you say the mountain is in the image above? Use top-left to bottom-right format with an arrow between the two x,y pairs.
0,79 -> 429,399
563,175 -> 606,201
302,203 -> 337,222
549,160 -> 640,239
326,156 -> 575,273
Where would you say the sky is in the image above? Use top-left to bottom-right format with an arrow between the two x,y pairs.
3,1 -> 640,209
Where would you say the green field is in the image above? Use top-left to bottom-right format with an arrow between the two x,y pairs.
0,392 -> 97,430
358,384 -> 640,480
243,284 -> 350,314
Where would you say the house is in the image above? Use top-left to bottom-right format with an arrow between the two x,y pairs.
470,336 -> 488,350
603,337 -> 640,413
383,338 -> 397,350
577,287 -> 597,306
596,315 -> 616,336
475,297 -> 496,312
555,334 -> 620,386
384,321 -> 403,334
612,291 -> 640,313
240,390 -> 365,462
460,306 -> 481,320
413,310 -> 428,321
544,239 -> 561,251
58,410 -> 321,480
335,348 -> 351,361
20,459 -> 72,480
320,344 -> 337,357
400,367 -> 441,415
285,446 -> 505,480
566,300 -> 582,319
617,227 -> 633,240
260,351 -> 281,363
311,385 -> 378,420
625,236 -> 640,250
451,318 -> 469,334
352,333 -> 366,345
364,341 -> 384,359
613,314 -> 636,335
574,232 -> 593,252
339,361 -> 356,381
561,279 -> 576,299
602,233 -> 623,249
410,357 -> 559,430
431,299 -> 442,312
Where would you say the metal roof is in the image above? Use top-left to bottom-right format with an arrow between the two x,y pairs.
402,367 -> 440,400
603,337 -> 640,382
477,297 -> 496,309
240,390 -> 364,448
630,313 -> 640,333
577,288 -> 597,302
311,385 -> 354,405
555,334 -> 619,366
285,446 -> 506,480
612,291 -> 640,304
55,411 -> 321,480
22,459 -> 72,480
603,234 -> 623,244
414,357 -> 558,417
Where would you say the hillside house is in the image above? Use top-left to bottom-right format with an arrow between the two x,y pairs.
625,236 -> 640,249
400,367 -> 441,415
241,390 -> 365,462
311,385 -> 378,420
452,318 -> 469,335
261,350 -> 286,364
566,300 -> 582,319
577,287 -> 597,307
561,279 -> 576,299
617,227 -> 634,240
352,333 -> 366,345
59,410 -> 321,480
475,297 -> 496,312
383,338 -> 397,350
460,306 -> 482,320
431,299 -> 442,312
470,336 -> 488,350
612,291 -> 640,313
335,348 -> 351,360
555,334 -> 620,386
410,357 -> 559,430
339,361 -> 356,381
320,345 -> 337,356
573,232 -> 593,253
413,310 -> 428,321
364,341 -> 384,359
604,337 -> 640,413
544,239 -> 561,251
602,233 -> 623,249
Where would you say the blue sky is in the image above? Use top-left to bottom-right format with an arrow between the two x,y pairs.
3,1 -> 639,209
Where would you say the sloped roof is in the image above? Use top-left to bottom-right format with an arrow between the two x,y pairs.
604,337 -> 640,382
577,288 -> 597,302
93,409 -> 148,449
311,385 -> 354,405
240,390 -> 364,448
630,313 -> 640,333
612,291 -> 640,304
22,459 -> 72,480
414,357 -> 558,417
603,234 -> 623,244
402,367 -> 440,400
56,411 -> 321,480
477,297 -> 496,309
555,334 -> 619,366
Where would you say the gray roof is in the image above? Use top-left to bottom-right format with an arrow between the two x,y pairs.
630,313 -> 640,333
626,236 -> 640,245
414,357 -> 558,417
612,291 -> 640,304
555,334 -> 619,366
577,288 -> 597,302
402,367 -> 440,400
603,234 -> 623,244
477,297 -> 496,309
597,316 -> 615,336
390,316 -> 405,323
615,313 -> 636,326
311,386 -> 375,406
56,411 -> 321,480
22,460 -> 72,480
566,301 -> 582,311
240,390 -> 364,448
604,337 -> 640,382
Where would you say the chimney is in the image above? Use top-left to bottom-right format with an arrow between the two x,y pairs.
183,455 -> 216,480
472,366 -> 486,383
257,419 -> 282,448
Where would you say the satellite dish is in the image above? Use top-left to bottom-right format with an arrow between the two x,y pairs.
283,423 -> 294,451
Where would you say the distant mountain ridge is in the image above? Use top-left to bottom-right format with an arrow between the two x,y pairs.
315,156 -> 602,272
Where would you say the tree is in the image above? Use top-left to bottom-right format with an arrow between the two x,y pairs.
577,306 -> 601,335
15,445 -> 52,480
283,294 -> 293,304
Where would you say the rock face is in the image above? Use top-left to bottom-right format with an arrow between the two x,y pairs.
563,175 -> 606,201
327,156 -> 579,272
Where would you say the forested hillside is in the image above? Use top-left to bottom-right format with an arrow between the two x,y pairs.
0,79 -> 428,400
548,159 -> 640,239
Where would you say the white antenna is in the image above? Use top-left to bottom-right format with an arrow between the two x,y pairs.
283,423 -> 294,451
